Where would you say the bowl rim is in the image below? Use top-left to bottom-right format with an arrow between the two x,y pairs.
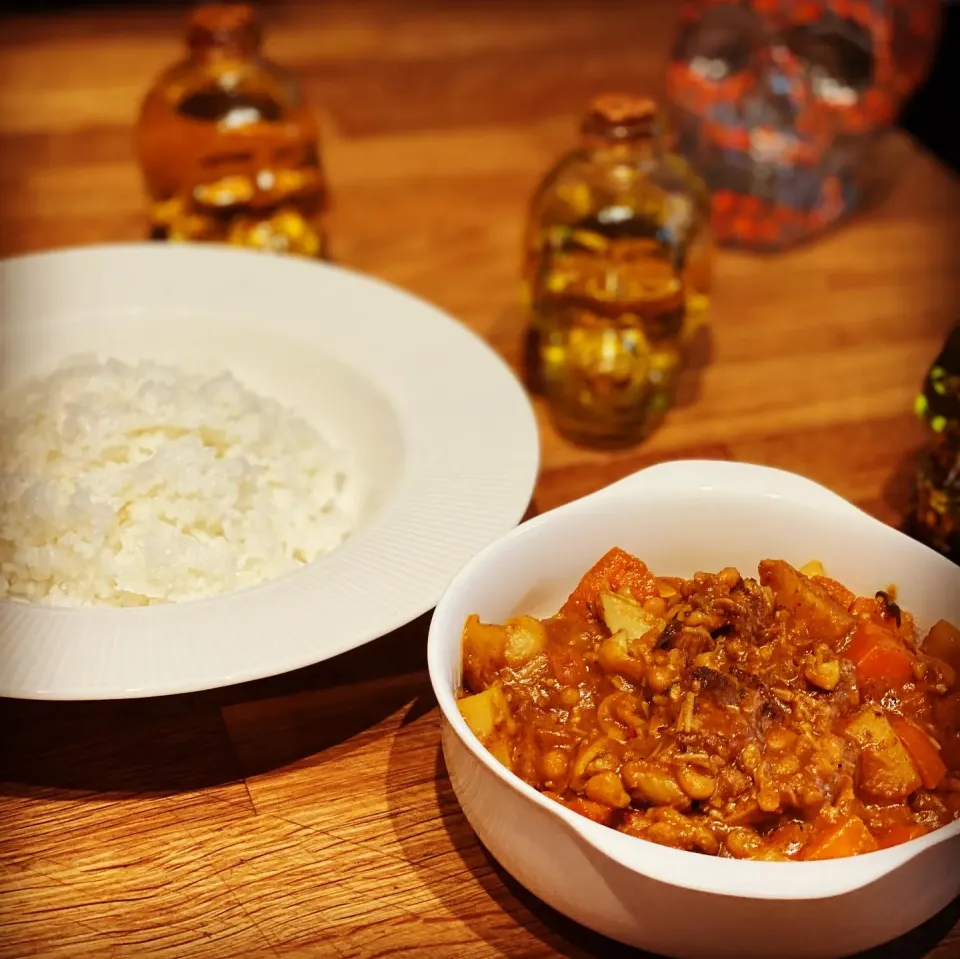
427,459 -> 960,901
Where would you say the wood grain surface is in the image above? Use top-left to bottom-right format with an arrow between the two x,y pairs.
1,1 -> 958,957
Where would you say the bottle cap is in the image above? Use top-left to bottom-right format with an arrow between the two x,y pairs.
581,94 -> 658,143
187,3 -> 262,54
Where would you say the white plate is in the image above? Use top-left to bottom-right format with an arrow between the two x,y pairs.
0,243 -> 540,700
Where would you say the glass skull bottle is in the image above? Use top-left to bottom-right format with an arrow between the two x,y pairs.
523,94 -> 713,448
665,0 -> 941,250
135,3 -> 329,259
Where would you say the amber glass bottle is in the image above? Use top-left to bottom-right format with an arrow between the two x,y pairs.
135,3 -> 329,258
523,94 -> 713,447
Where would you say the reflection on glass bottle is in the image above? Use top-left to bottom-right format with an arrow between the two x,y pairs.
523,94 -> 713,447
912,327 -> 960,563
134,3 -> 329,258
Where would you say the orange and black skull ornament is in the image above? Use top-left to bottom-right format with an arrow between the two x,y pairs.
665,0 -> 941,250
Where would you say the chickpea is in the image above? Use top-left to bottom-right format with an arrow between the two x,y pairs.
805,659 -> 841,691
718,567 -> 741,588
676,765 -> 717,801
647,663 -> 676,694
726,827 -> 763,859
559,686 -> 581,708
587,751 -> 621,775
656,579 -> 679,599
765,726 -> 798,751
758,783 -> 781,813
739,743 -> 762,773
622,761 -> 689,807
585,771 -> 631,809
541,749 -> 568,782
804,643 -> 841,691
503,616 -> 547,668
770,754 -> 800,777
598,633 -> 647,683
643,596 -> 667,617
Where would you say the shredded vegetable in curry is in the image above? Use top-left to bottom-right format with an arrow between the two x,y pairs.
458,550 -> 960,861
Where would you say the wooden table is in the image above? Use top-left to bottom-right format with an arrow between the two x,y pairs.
1,2 -> 958,957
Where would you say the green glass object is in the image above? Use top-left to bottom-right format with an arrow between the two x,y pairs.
912,326 -> 960,562
521,94 -> 713,448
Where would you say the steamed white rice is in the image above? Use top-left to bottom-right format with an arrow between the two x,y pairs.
0,355 -> 356,607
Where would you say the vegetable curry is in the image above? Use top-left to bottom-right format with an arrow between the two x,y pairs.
457,549 -> 960,860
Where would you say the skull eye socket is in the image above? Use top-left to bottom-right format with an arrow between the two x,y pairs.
178,88 -> 285,124
783,17 -> 874,107
674,4 -> 762,81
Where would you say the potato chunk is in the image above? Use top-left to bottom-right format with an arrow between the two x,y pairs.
461,615 -> 508,691
759,559 -> 854,645
559,547 -> 658,619
457,684 -> 513,742
844,707 -> 922,800
599,591 -> 664,644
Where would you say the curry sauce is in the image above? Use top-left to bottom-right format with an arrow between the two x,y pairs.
458,549 -> 960,861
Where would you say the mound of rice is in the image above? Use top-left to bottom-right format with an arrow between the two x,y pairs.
0,355 -> 356,607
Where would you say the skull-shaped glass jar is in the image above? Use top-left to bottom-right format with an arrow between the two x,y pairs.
665,0 -> 940,250
135,3 -> 329,259
523,95 -> 713,449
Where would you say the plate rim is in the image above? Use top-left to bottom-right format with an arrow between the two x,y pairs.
0,243 -> 541,700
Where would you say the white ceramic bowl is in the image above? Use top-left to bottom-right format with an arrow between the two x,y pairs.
0,243 -> 539,700
428,460 -> 960,959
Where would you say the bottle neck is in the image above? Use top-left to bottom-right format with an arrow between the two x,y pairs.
188,40 -> 261,67
581,131 -> 661,164
186,5 -> 262,64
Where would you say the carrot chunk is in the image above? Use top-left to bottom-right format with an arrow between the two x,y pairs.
802,815 -> 878,861
559,796 -> 618,826
844,622 -> 916,688
889,715 -> 947,790
559,548 -> 658,619
875,823 -> 929,850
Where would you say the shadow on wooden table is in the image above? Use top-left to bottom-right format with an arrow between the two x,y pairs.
0,609 -> 436,794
